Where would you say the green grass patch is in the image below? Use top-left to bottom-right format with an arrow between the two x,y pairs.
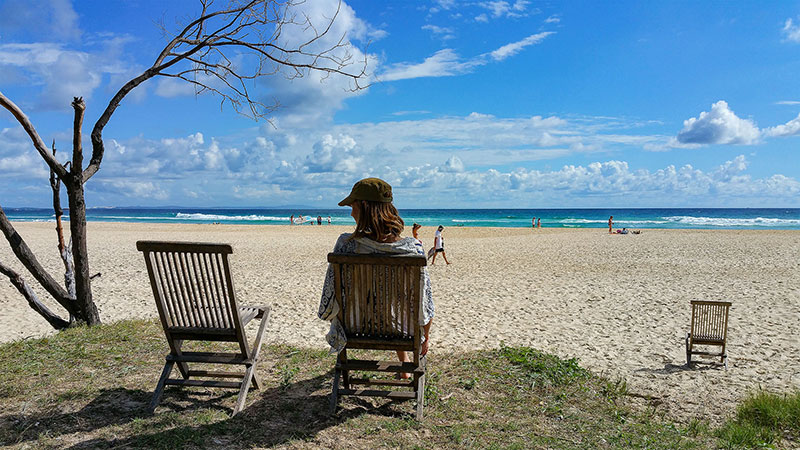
0,319 -> 794,449
716,390 -> 800,449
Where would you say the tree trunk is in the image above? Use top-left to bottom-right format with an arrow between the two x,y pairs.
64,177 -> 100,325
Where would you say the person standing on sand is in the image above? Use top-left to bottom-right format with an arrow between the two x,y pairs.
290,214 -> 294,225
431,225 -> 451,265
608,216 -> 613,234
318,177 -> 434,374
537,218 -> 541,228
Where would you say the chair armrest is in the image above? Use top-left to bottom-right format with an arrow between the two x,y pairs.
241,305 -> 270,319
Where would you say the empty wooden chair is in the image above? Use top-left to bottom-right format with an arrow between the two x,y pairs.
685,300 -> 731,367
137,240 -> 271,416
327,252 -> 428,420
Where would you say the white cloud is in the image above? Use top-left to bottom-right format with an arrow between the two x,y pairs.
433,0 -> 456,10
376,154 -> 800,207
478,1 -> 532,19
380,49 -> 479,81
782,17 -> 800,43
775,100 -> 800,105
422,24 -> 456,40
545,15 -> 561,24
0,0 -> 81,42
380,31 -> 553,81
93,180 -> 168,200
441,155 -> 465,172
490,32 -> 554,61
764,113 -> 800,137
676,100 -> 760,145
475,13 -> 489,23
0,41 -> 130,110
237,0 -> 377,127
303,134 -> 361,173
154,78 -> 197,98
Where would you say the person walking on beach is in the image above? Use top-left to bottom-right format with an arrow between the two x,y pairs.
431,225 -> 450,265
318,177 -> 434,372
608,216 -> 613,234
537,218 -> 541,228
290,214 -> 294,225
532,217 -> 536,228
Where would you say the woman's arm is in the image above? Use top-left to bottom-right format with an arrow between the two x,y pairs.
421,319 -> 432,356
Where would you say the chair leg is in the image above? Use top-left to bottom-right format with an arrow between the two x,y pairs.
685,333 -> 692,365
248,313 -> 271,392
149,360 -> 174,413
330,368 -> 341,415
172,339 -> 190,379
339,349 -> 350,389
231,311 -> 270,416
251,372 -> 262,391
232,363 -> 256,416
415,372 -> 425,420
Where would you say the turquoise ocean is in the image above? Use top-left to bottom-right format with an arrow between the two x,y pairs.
5,207 -> 800,230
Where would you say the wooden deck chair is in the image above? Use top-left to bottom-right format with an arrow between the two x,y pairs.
136,241 -> 271,416
685,300 -> 731,367
327,252 -> 428,420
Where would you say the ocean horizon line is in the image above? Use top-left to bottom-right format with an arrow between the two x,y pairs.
5,207 -> 800,230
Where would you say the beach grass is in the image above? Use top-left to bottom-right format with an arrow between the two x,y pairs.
0,320 -> 796,449
715,390 -> 800,449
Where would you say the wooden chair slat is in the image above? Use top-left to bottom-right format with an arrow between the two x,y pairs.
202,252 -> 225,328
190,253 -> 213,328
160,252 -> 183,327
210,252 -> 231,328
179,252 -> 204,327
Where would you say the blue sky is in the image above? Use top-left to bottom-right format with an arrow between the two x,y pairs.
1,0 -> 800,208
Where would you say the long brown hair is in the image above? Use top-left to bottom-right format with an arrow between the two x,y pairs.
350,200 -> 405,242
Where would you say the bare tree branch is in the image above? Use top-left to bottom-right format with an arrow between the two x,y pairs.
49,142 -> 76,301
0,206 -> 75,312
0,91 -> 68,179
0,260 -> 70,329
71,98 -> 85,176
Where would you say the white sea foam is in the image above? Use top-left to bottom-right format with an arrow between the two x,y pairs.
663,216 -> 800,227
175,213 -> 286,221
451,218 -> 514,223
560,219 -> 608,224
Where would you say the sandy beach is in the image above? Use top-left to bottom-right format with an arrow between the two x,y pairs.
1,222 -> 799,423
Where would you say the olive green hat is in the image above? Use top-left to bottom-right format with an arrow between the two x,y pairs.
338,177 -> 393,206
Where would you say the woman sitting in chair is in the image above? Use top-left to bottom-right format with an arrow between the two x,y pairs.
318,177 -> 434,371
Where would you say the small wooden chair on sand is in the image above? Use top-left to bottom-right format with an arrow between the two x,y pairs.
137,241 -> 271,416
685,300 -> 731,367
327,252 -> 428,420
